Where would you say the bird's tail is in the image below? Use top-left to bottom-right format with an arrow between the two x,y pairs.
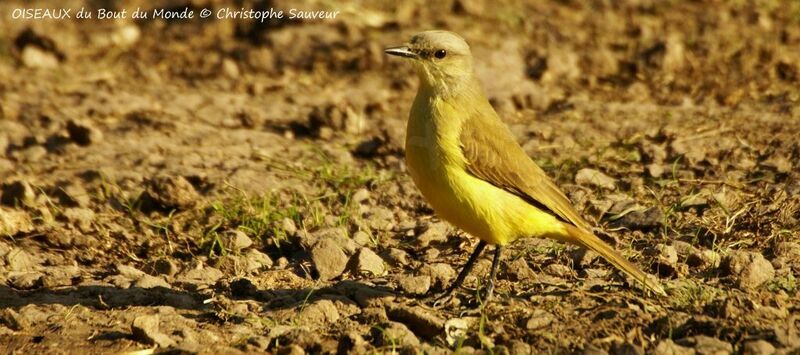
561,224 -> 666,296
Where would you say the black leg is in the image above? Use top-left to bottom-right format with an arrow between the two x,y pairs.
482,245 -> 503,303
433,240 -> 487,304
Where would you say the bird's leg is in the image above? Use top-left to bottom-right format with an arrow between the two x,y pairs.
481,245 -> 503,304
432,240 -> 486,305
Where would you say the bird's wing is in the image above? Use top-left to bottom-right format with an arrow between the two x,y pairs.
460,113 -> 592,231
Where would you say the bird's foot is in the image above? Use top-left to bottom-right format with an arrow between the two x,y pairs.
430,290 -> 456,309
464,283 -> 495,308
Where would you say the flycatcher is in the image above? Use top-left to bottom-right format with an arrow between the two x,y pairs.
385,31 -> 665,303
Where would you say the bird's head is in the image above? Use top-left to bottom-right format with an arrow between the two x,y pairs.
385,31 -> 474,96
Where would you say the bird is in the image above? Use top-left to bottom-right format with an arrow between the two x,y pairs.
384,30 -> 666,304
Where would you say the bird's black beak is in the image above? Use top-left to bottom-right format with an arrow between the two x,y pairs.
384,46 -> 417,59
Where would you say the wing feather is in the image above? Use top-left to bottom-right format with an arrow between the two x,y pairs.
460,113 -> 591,231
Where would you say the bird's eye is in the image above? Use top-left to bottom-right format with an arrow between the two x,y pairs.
434,49 -> 447,59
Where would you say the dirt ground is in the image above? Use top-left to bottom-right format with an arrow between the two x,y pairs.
1,0 -> 799,353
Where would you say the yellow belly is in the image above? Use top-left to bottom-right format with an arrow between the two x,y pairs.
406,137 -> 566,246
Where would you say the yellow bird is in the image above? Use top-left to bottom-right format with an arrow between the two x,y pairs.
385,31 -> 666,302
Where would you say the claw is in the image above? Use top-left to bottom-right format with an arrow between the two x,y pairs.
431,293 -> 453,308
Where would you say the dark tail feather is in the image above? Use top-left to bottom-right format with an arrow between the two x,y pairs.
562,224 -> 666,296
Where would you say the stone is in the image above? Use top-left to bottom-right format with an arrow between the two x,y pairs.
572,248 -> 600,268
323,215 -> 339,227
225,230 -> 253,251
352,287 -> 396,309
359,307 -> 389,324
338,331 -> 367,354
1,180 -> 36,206
453,0 -> 485,15
672,241 -> 697,257
373,321 -> 420,347
21,46 -> 59,68
545,263 -> 572,278
55,184 -> 91,207
8,272 -> 43,289
416,221 -> 449,248
310,238 -> 348,281
397,275 -> 431,295
5,248 -> 38,271
575,168 -> 616,190
177,266 -> 224,289
525,310 -> 555,330
131,315 -> 176,348
444,318 -> 474,346
173,328 -> 201,353
247,335 -> 271,350
655,244 -> 678,265
244,249 -> 273,272
116,264 -> 146,280
0,308 -> 29,331
272,328 -> 327,353
352,230 -> 372,246
387,305 -> 445,339
616,207 -> 662,230
109,24 -> 140,47
0,208 -> 33,236
652,244 -> 681,276
504,257 -> 536,281
663,33 -> 685,72
276,345 -> 305,355
134,275 -> 171,289
422,247 -> 441,263
303,227 -> 358,254
145,175 -> 200,210
296,300 -> 340,326
774,242 -> 800,259
742,340 -> 775,355
366,206 -> 395,231
419,263 -> 456,290
41,265 -> 81,287
143,258 -> 180,277
350,247 -> 386,277
281,217 -> 297,236
456,346 -> 479,354
222,58 -> 240,78
66,119 -> 103,146
687,249 -> 721,269
580,343 -> 609,355
107,275 -> 133,289
351,188 -> 370,203
647,164 -> 665,178
62,207 -> 95,232
582,268 -> 609,280
17,146 -> 47,163
675,336 -> 732,355
725,251 -> 775,289
507,340 -> 532,355
681,194 -> 710,208
670,139 -> 706,165
761,155 -> 792,174
611,341 -> 644,355
653,339 -> 695,355
383,248 -> 411,267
